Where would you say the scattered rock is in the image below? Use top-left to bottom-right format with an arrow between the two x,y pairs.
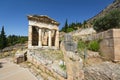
59,60 -> 65,66
84,62 -> 120,80
87,50 -> 100,58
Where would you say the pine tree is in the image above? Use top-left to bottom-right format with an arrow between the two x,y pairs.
64,19 -> 68,33
0,26 -> 7,49
83,20 -> 87,28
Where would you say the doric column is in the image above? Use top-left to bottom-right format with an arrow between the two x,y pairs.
28,25 -> 32,48
38,28 -> 42,47
48,30 -> 51,47
55,30 -> 59,49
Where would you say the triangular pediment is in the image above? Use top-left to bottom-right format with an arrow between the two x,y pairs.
28,15 -> 60,26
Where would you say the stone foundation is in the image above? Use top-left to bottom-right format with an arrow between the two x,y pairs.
27,50 -> 66,80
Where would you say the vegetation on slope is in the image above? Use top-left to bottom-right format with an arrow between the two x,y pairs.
93,9 -> 120,32
87,0 -> 120,24
0,26 -> 28,50
60,19 -> 88,33
77,40 -> 100,52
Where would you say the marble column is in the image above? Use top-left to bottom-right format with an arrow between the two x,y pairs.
55,30 -> 59,49
48,30 -> 51,47
38,28 -> 42,47
28,25 -> 32,48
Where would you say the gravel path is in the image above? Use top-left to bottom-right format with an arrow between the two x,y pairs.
0,58 -> 38,80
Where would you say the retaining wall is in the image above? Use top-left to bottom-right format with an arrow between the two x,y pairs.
27,50 -> 66,80
86,29 -> 120,61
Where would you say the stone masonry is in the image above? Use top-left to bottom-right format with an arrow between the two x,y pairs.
28,15 -> 60,49
100,29 -> 120,61
62,34 -> 84,80
85,29 -> 120,61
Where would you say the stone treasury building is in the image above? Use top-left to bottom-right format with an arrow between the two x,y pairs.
28,15 -> 60,49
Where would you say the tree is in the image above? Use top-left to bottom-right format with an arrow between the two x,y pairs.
67,28 -> 74,32
0,26 -> 7,49
83,20 -> 87,28
60,20 -> 82,32
7,35 -> 28,46
93,9 -> 120,32
60,19 -> 69,32
64,19 -> 69,32
76,22 -> 82,29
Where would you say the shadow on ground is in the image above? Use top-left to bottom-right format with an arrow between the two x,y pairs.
0,62 -> 4,68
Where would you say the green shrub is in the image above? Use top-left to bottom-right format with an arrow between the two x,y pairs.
60,64 -> 66,71
67,28 -> 74,32
77,40 -> 86,51
88,40 -> 99,52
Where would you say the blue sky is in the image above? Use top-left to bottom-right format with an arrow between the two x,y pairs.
0,0 -> 114,36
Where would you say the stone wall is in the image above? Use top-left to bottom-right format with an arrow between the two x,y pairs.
86,29 -> 120,61
27,50 -> 66,80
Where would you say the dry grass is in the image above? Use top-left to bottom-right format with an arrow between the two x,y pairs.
36,49 -> 64,61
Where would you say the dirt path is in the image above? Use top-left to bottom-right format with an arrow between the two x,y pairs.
0,58 -> 38,80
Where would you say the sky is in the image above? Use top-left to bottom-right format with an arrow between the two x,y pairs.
0,0 -> 114,36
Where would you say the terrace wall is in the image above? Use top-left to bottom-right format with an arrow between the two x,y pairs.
86,29 -> 120,61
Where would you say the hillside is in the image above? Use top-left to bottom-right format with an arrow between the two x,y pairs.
87,0 -> 120,25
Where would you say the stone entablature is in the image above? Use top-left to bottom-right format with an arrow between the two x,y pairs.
28,21 -> 59,30
28,15 -> 60,49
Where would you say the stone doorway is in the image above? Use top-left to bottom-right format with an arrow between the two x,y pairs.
51,30 -> 56,46
32,26 -> 39,46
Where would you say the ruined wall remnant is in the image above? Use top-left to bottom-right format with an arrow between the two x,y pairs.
64,34 -> 77,52
62,34 -> 84,80
100,29 -> 120,61
84,29 -> 120,61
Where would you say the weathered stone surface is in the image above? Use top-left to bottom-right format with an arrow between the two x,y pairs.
14,49 -> 27,64
87,50 -> 100,58
64,34 -> 73,42
64,51 -> 84,80
52,63 -> 67,78
64,41 -> 77,52
27,49 -> 66,80
64,34 -> 77,52
84,62 -> 120,80
100,39 -> 114,60
99,29 -> 120,61
66,51 -> 80,61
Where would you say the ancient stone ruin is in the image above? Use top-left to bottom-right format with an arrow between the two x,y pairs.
28,15 -> 60,49
64,34 -> 77,52
62,34 -> 84,80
